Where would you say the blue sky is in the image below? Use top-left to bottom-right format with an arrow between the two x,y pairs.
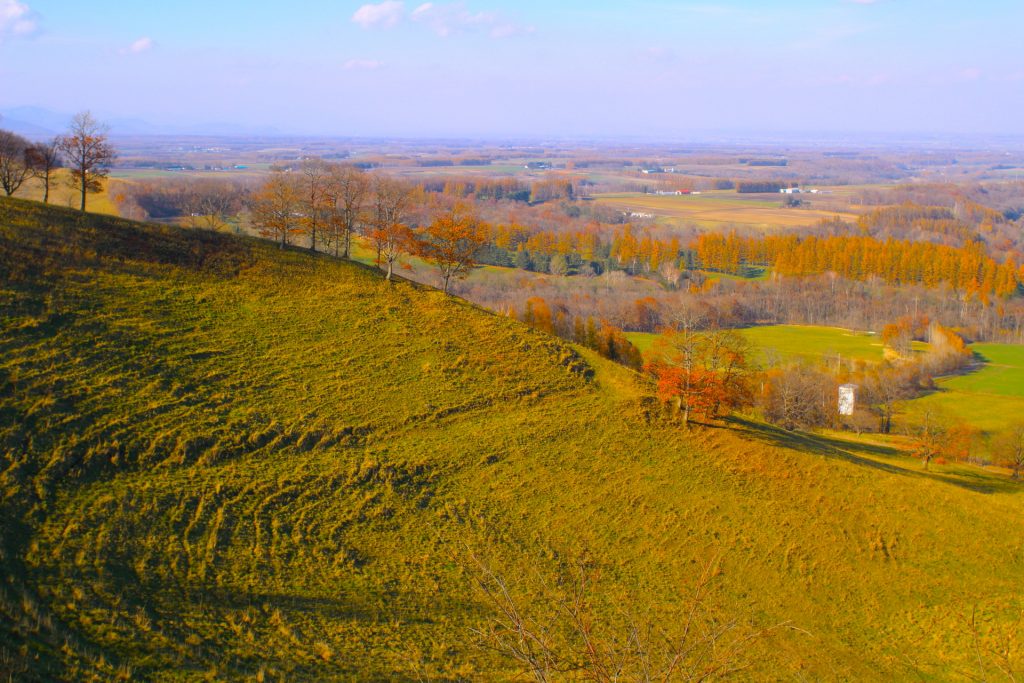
1,0 -> 1022,138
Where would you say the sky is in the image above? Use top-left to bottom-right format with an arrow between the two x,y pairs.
1,0 -> 1023,139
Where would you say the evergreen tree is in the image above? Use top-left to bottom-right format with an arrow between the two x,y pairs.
514,248 -> 533,271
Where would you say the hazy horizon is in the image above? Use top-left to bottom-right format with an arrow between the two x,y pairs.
2,0 -> 1023,139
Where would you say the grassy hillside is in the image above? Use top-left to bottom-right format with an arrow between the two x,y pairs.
11,170 -> 122,216
2,198 -> 1023,681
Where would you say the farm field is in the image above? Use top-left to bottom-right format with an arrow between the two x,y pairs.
697,266 -> 770,282
2,198 -> 1024,680
627,324 -> 924,365
902,343 -> 1024,434
943,343 -> 1024,397
110,165 -> 272,181
593,191 -> 861,229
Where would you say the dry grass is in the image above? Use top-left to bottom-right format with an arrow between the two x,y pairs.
1,197 -> 1022,680
11,169 -> 122,216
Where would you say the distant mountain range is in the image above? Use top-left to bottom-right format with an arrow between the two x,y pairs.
0,106 -> 283,138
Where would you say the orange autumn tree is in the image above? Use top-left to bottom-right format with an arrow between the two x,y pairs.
417,203 -> 490,294
595,322 -> 643,370
520,297 -> 554,334
644,328 -> 754,427
690,232 -> 1022,301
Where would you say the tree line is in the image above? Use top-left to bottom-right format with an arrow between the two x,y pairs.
693,232 -> 1021,303
0,111 -> 115,211
247,163 -> 489,293
514,296 -> 644,369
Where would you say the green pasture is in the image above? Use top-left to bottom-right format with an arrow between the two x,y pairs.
627,324 -> 923,366
902,343 -> 1024,434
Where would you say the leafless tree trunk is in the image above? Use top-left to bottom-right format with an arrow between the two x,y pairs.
325,164 -> 368,259
57,111 -> 116,212
467,549 -> 786,682
0,130 -> 33,197
370,175 -> 415,281
299,158 -> 330,252
251,172 -> 301,248
26,138 -> 62,203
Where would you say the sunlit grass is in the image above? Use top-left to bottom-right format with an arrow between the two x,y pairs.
628,324 -> 925,366
13,169 -> 121,216
1,197 -> 1022,681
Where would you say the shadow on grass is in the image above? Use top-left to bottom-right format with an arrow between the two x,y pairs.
725,416 -> 1021,495
177,585 -> 449,625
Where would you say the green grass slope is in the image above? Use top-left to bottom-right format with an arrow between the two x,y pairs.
904,343 -> 1024,434
1,198 -> 1023,681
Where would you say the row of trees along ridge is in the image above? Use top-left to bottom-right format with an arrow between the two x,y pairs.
0,111 -> 115,211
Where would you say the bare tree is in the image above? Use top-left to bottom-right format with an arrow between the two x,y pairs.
0,129 -> 33,197
115,177 -> 242,229
298,158 -> 331,252
369,175 -> 415,281
197,180 -> 243,231
57,111 -> 116,212
178,182 -> 204,228
468,551 -> 783,682
863,365 -> 917,434
992,421 -> 1024,480
25,138 -> 62,203
251,172 -> 301,248
906,406 -> 948,471
324,164 -> 368,259
762,364 -> 836,431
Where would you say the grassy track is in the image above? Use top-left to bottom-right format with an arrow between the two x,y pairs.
2,198 -> 1023,680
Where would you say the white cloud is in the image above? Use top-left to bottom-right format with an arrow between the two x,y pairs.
410,1 -> 529,38
0,0 -> 37,40
344,58 -> 384,70
350,1 -> 530,38
352,1 -> 405,29
122,36 -> 154,54
846,0 -> 880,4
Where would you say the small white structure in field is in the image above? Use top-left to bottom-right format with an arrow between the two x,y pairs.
838,384 -> 858,416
